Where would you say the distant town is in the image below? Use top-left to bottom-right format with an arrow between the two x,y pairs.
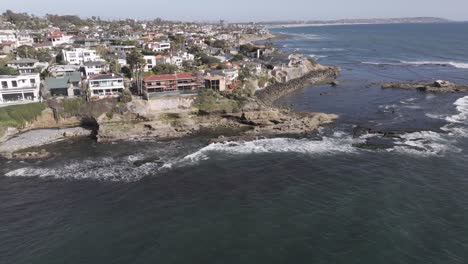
0,10 -> 309,106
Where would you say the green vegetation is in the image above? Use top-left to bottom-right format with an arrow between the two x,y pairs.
196,53 -> 221,65
152,64 -> 178,75
194,89 -> 253,114
47,98 -> 129,120
0,66 -> 19,75
231,54 -> 244,62
0,102 -> 46,128
257,75 -> 269,88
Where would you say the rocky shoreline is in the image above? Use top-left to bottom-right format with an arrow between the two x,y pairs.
0,127 -> 92,160
0,65 -> 341,160
256,66 -> 340,105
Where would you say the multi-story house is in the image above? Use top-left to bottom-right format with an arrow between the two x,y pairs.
63,48 -> 102,65
45,31 -> 73,47
43,72 -> 82,97
82,61 -> 109,77
143,41 -> 171,52
142,72 -> 199,99
16,31 -> 34,46
109,45 -> 136,57
0,30 -> 17,43
0,73 -> 41,105
87,74 -> 125,100
7,58 -> 41,74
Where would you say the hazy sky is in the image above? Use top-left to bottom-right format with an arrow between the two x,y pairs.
1,0 -> 467,22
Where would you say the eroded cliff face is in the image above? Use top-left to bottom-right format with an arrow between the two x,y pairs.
257,65 -> 340,106
0,108 -> 83,145
96,98 -> 338,143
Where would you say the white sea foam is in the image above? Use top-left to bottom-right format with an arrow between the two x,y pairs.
5,156 -> 173,182
321,48 -> 345,52
445,96 -> 468,123
182,135 -> 362,164
390,131 -> 460,156
401,60 -> 468,69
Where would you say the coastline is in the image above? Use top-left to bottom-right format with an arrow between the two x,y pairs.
0,65 -> 341,160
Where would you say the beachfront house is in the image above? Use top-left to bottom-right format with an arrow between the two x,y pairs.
43,72 -> 82,98
142,72 -> 199,99
204,75 -> 226,91
0,73 -> 41,105
83,61 -> 109,77
87,74 -> 125,100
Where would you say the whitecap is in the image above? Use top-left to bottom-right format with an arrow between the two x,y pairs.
445,96 -> 468,123
400,60 -> 468,69
181,135 -> 363,164
390,131 -> 460,157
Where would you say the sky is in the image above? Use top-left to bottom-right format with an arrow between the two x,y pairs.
1,0 -> 467,22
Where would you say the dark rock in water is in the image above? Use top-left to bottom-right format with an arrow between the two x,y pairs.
382,131 -> 403,139
330,81 -> 340,86
133,157 -> 161,167
379,80 -> 468,93
4,149 -> 52,160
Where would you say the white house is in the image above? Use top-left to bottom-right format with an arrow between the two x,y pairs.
45,32 -> 74,47
0,73 -> 41,105
7,58 -> 41,74
87,74 -> 125,99
48,65 -> 81,77
83,61 -> 109,77
144,42 -> 171,52
16,31 -> 34,46
0,30 -> 17,43
63,48 -> 102,65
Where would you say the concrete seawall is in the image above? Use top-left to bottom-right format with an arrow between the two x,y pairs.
256,66 -> 340,106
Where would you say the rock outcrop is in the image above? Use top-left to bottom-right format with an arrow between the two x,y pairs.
257,65 -> 340,105
380,80 -> 468,93
96,99 -> 338,143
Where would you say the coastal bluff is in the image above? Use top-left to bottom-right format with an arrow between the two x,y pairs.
257,65 -> 340,105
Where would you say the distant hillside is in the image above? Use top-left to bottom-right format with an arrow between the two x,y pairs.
262,17 -> 452,27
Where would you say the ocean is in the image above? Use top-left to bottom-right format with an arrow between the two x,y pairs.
2,23 -> 468,263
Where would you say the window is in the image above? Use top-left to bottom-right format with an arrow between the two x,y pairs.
30,79 -> 36,84
1,81 -> 7,89
12,81 -> 18,88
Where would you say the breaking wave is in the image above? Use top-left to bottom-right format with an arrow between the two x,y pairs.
445,96 -> 468,123
182,133 -> 362,164
400,60 -> 468,69
5,156 -> 177,182
390,131 -> 460,156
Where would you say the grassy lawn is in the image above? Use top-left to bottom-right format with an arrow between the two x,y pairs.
0,102 -> 46,128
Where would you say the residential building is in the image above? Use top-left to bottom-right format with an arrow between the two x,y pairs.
87,74 -> 125,99
16,32 -> 34,46
48,65 -> 81,77
0,30 -> 17,43
83,61 -> 109,77
63,48 -> 102,65
0,73 -> 40,105
143,72 -> 199,98
110,45 -> 136,57
44,72 -> 82,97
143,41 -> 171,52
204,75 -> 226,91
45,31 -> 73,47
0,42 -> 16,55
7,58 -> 40,74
